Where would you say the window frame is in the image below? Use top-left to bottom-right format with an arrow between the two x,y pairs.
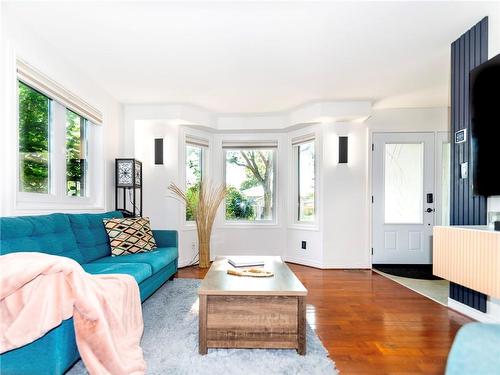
184,142 -> 207,224
294,139 -> 317,224
65,108 -> 89,198
289,132 -> 319,230
222,146 -> 278,225
180,129 -> 210,228
17,81 -> 53,196
15,79 -> 103,210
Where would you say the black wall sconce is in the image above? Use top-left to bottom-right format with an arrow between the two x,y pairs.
154,138 -> 164,165
339,136 -> 348,164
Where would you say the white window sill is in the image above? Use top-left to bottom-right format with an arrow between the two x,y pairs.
219,221 -> 281,229
181,222 -> 197,231
15,199 -> 105,213
288,223 -> 320,231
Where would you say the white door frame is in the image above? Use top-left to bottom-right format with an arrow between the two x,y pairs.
367,130 -> 450,267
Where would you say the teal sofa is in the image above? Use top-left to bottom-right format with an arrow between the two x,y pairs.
0,211 -> 178,375
446,323 -> 500,374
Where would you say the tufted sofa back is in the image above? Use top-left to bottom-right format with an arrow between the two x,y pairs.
0,213 -> 83,262
67,211 -> 123,262
0,211 -> 123,264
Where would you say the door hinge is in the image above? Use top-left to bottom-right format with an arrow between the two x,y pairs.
371,247 -> 374,255
372,143 -> 374,151
371,195 -> 374,203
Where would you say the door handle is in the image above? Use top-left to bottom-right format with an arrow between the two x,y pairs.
425,208 -> 435,213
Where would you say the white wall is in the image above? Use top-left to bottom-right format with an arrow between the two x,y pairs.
0,6 -> 123,215
134,120 -> 181,231
322,122 -> 371,268
367,107 -> 449,132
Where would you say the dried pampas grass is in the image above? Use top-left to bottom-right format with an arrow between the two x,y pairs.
168,180 -> 227,268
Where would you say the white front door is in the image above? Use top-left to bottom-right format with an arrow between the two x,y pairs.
372,132 -> 435,264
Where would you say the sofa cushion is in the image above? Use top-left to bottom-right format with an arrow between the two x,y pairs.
103,217 -> 157,256
82,262 -> 152,284
91,247 -> 178,273
67,211 -> 123,263
0,214 -> 83,263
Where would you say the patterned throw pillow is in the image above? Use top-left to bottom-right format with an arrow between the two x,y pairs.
103,217 -> 157,256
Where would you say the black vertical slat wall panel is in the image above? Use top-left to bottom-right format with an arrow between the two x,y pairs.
449,17 -> 488,312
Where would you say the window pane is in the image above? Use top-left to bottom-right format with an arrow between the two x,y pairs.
384,143 -> 423,224
66,110 -> 88,197
186,145 -> 203,221
298,142 -> 315,221
225,149 -> 275,221
18,81 -> 51,193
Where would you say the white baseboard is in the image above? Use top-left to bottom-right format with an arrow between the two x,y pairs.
283,256 -> 371,270
178,258 -> 198,268
448,298 -> 500,323
321,263 -> 371,269
179,255 -> 371,270
282,256 -> 325,269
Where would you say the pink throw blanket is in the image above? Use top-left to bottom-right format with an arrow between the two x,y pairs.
0,252 -> 146,375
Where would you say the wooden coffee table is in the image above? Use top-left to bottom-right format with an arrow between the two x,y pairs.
198,256 -> 308,355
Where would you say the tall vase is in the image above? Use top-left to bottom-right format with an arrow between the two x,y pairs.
199,241 -> 210,268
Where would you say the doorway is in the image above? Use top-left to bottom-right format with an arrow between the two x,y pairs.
372,131 -> 452,303
372,132 -> 436,265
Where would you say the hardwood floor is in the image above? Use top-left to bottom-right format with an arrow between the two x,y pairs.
177,263 -> 472,375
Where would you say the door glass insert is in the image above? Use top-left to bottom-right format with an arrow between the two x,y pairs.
384,143 -> 424,224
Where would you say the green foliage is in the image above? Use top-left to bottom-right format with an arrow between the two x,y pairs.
18,82 -> 50,193
185,182 -> 200,221
225,186 -> 254,220
66,110 -> 86,196
187,152 -> 202,181
239,173 -> 259,190
185,146 -> 203,220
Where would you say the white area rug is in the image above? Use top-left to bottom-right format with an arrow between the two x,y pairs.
68,278 -> 337,374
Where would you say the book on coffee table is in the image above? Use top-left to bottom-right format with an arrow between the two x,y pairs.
227,257 -> 265,268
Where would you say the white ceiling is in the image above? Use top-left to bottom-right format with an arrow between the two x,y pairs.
4,1 -> 500,113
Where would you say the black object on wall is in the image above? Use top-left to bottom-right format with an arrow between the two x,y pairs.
339,136 -> 348,164
449,17 -> 488,311
154,138 -> 164,165
470,53 -> 500,196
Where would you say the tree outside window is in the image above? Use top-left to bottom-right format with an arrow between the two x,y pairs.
66,110 -> 88,197
225,149 -> 275,221
18,81 -> 51,194
185,145 -> 203,221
